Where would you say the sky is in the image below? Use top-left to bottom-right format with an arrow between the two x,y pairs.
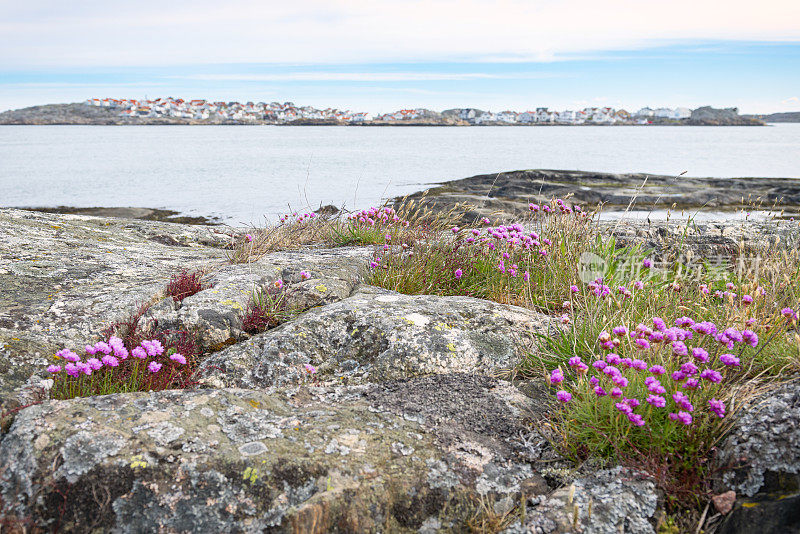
1,0 -> 799,114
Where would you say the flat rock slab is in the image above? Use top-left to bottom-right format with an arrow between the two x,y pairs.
197,288 -> 556,388
0,209 -> 230,407
0,374 -> 553,533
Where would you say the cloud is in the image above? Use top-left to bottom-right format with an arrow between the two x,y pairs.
176,72 -> 564,82
782,96 -> 799,104
1,0 -> 798,67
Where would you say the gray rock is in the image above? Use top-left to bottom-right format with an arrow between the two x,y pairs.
714,381 -> 800,533
197,288 -> 556,388
147,247 -> 369,350
0,375 -> 552,532
503,466 -> 658,534
0,208 -> 228,409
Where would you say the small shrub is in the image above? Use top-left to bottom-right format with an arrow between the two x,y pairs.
166,269 -> 208,302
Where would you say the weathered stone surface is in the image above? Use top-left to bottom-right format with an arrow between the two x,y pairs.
197,288 -> 556,388
146,247 -> 369,351
0,208 -> 230,408
714,381 -> 800,534
502,467 -> 659,534
0,374 -> 554,532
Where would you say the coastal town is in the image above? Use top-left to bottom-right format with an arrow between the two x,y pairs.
83,97 -> 700,125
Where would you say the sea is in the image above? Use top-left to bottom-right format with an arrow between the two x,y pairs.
1,124 -> 798,225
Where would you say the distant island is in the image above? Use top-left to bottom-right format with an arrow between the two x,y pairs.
0,98 -> 771,126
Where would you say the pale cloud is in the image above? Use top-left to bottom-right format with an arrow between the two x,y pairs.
176,72 -> 565,82
1,0 -> 798,67
782,96 -> 799,104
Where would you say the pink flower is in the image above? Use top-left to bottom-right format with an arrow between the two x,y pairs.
47,364 -> 62,374
454,268 -> 463,279
594,386 -> 607,396
141,340 -> 164,357
102,355 -> 119,367
132,347 -> 147,359
648,365 -> 666,375
642,259 -> 652,268
523,271 -> 530,282
672,392 -> 694,412
635,338 -> 651,350
245,234 -> 254,242
719,353 -> 740,366
556,390 -> 572,403
611,387 -> 623,398
549,368 -> 564,385
65,363 -> 81,377
147,361 -> 162,373
300,270 -> 311,281
742,295 -> 753,305
303,363 -> 317,374
86,358 -> 103,371
170,353 -> 187,365
633,281 -> 644,290
700,369 -> 723,383
60,350 -> 80,363
646,394 -> 666,407
709,398 -> 726,418
273,279 -> 285,290
669,411 -> 693,425
627,413 -> 646,426
691,348 -> 710,362
451,227 -> 460,234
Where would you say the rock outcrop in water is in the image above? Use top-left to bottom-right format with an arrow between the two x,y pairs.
397,169 -> 800,222
0,207 -> 798,532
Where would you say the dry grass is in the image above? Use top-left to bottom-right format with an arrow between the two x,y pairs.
227,196 -> 469,264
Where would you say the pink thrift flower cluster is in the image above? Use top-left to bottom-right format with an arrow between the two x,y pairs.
348,206 -> 410,229
48,336 -> 187,379
367,200 -> 584,288
279,211 -> 317,224
546,313 -> 761,428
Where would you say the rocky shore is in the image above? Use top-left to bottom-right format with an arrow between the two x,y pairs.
396,169 -> 800,222
0,205 -> 798,533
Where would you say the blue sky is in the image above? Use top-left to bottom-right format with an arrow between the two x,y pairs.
1,1 -> 798,113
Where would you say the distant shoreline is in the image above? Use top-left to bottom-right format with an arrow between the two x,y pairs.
0,102 -> 777,126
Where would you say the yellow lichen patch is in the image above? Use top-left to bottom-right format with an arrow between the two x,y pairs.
314,284 -> 328,293
446,343 -> 457,352
220,299 -> 244,310
248,399 -> 261,409
243,466 -> 259,484
741,502 -> 759,508
130,455 -> 148,469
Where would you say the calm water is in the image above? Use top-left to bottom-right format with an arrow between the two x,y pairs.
1,124 -> 798,225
